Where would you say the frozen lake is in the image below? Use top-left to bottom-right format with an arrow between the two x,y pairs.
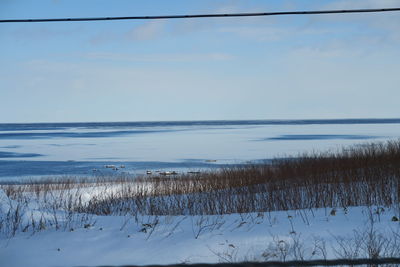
1,119 -> 400,179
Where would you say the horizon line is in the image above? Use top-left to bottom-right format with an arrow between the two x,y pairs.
1,117 -> 400,125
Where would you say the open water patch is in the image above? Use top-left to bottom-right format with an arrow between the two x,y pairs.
259,134 -> 381,141
0,151 -> 43,158
0,129 -> 178,140
0,145 -> 21,149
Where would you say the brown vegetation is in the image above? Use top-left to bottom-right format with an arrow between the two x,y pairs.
3,140 -> 399,217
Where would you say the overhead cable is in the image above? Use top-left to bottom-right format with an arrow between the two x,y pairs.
1,7 -> 400,23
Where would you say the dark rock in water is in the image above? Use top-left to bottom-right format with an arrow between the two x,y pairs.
330,208 -> 336,216
159,171 -> 178,175
105,165 -> 116,168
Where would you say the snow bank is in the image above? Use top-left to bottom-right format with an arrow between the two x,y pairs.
1,205 -> 399,267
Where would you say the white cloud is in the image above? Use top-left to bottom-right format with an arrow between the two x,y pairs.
217,26 -> 286,41
84,52 -> 234,62
125,21 -> 166,41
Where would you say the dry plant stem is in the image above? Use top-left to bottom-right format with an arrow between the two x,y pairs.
1,140 -> 400,236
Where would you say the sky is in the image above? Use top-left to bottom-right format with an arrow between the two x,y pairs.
1,0 -> 400,123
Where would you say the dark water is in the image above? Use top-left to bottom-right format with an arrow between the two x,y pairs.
1,118 -> 400,131
0,119 -> 399,179
263,134 -> 379,141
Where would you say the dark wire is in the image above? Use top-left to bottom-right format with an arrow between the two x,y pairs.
1,7 -> 400,23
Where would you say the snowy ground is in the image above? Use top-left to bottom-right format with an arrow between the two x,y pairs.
1,184 -> 399,267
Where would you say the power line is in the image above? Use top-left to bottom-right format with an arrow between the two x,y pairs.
1,7 -> 400,23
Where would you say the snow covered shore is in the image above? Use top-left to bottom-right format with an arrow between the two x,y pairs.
1,184 -> 399,267
1,141 -> 400,266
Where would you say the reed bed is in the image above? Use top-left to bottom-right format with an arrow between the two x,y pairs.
83,140 -> 399,215
2,140 -> 399,217
0,140 -> 398,238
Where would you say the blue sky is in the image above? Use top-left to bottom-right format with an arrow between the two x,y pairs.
1,0 -> 400,123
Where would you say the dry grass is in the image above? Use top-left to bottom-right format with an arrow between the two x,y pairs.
2,140 -> 399,218
84,140 -> 400,215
